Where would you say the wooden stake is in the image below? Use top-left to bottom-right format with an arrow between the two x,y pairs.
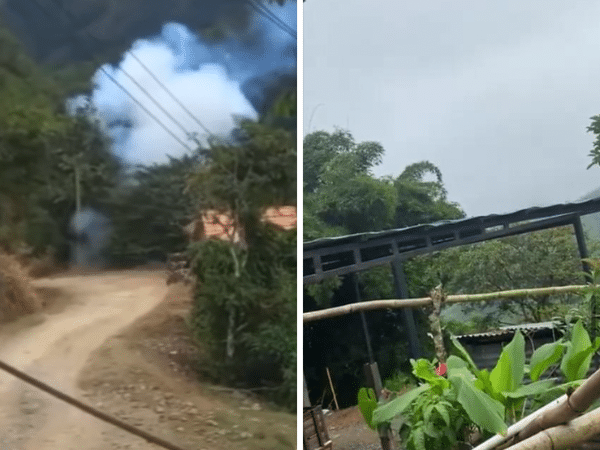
326,367 -> 339,411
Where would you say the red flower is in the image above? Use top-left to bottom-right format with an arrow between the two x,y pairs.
436,363 -> 447,376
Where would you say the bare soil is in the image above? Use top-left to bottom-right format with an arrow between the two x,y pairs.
325,406 -> 382,450
0,270 -> 296,450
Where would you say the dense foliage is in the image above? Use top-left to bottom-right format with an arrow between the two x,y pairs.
304,129 -> 463,242
0,24 -> 120,258
105,155 -> 199,265
303,129 -> 465,407
365,322 -> 600,449
405,226 -> 585,332
187,120 -> 296,409
188,228 -> 296,408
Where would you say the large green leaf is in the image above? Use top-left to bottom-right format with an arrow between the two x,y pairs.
434,403 -> 451,426
451,336 -> 480,376
490,331 -> 525,394
412,358 -> 450,390
560,320 -> 600,382
357,387 -> 378,430
446,355 -> 469,374
372,384 -> 430,425
529,340 -> 564,381
503,379 -> 556,399
561,343 -> 600,382
474,368 -> 500,401
450,374 -> 507,435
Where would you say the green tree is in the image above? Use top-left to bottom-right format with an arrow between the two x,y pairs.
395,161 -> 464,227
587,115 -> 600,168
105,154 -> 197,265
303,129 -> 396,237
187,120 -> 296,408
189,120 -> 295,244
0,23 -> 122,257
405,226 -> 585,331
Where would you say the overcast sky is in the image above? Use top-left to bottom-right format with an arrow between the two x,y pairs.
303,1 -> 600,217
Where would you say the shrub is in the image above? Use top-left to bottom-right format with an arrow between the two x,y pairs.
187,226 -> 296,409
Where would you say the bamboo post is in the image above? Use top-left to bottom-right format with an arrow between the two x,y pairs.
503,406 -> 600,450
473,395 -> 567,450
429,285 -> 447,363
503,367 -> 600,447
325,367 -> 339,410
476,366 -> 600,450
303,285 -> 589,322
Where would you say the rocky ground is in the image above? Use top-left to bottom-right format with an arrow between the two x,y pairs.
77,282 -> 296,450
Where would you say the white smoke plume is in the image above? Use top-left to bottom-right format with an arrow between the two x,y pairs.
70,1 -> 296,166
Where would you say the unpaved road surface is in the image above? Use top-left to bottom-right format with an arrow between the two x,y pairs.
0,271 -> 296,450
325,406 -> 382,450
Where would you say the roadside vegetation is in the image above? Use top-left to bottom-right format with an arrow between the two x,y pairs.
0,19 -> 296,410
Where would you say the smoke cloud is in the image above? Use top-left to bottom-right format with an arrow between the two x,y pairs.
70,208 -> 112,268
74,1 -> 296,166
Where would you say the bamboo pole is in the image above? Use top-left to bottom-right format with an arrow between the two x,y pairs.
500,367 -> 600,448
325,367 -> 339,410
476,367 -> 600,450
473,395 -> 567,450
303,285 -> 588,322
429,286 -> 447,363
0,359 -> 190,450
503,406 -> 600,450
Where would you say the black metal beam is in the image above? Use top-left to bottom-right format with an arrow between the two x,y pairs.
573,216 -> 594,340
304,213 -> 579,284
305,197 -> 600,253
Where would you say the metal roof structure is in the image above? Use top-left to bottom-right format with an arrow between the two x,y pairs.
304,197 -> 600,284
455,321 -> 559,341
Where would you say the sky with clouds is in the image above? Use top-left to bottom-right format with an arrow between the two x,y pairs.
303,0 -> 600,217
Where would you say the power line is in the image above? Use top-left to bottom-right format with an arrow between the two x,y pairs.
26,0 -> 201,151
125,52 -> 215,138
245,0 -> 297,40
116,66 -> 193,138
44,0 -> 217,141
96,67 -> 193,151
247,0 -> 297,39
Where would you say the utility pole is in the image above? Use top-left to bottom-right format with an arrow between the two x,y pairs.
75,162 -> 81,218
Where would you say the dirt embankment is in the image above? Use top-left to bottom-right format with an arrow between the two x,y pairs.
0,271 -> 296,450
0,253 -> 42,322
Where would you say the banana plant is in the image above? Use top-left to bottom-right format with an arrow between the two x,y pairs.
363,319 -> 600,449
368,358 -> 507,450
451,320 -> 600,422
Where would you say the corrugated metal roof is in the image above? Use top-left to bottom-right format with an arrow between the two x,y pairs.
455,321 -> 559,340
457,322 -> 557,339
304,196 -> 600,250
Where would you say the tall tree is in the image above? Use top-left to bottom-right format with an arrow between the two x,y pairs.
303,129 -> 396,237
395,161 -> 464,227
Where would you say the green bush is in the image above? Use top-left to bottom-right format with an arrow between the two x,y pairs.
188,225 -> 296,410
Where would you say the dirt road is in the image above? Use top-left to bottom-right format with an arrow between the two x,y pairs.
0,271 -> 169,449
0,271 -> 295,450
